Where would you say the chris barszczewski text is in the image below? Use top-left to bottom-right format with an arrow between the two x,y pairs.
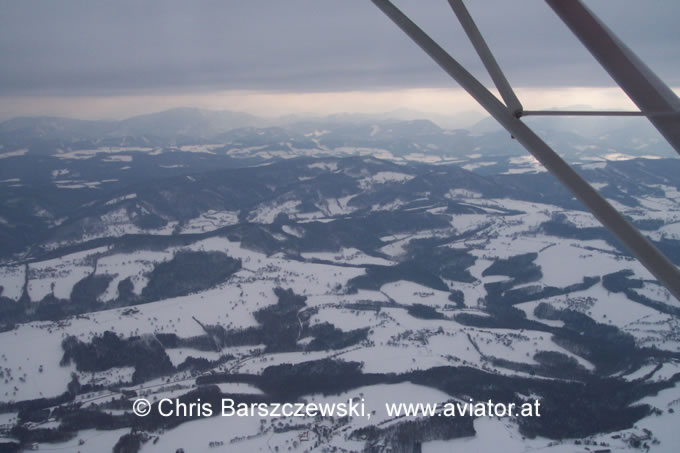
133,397 -> 541,419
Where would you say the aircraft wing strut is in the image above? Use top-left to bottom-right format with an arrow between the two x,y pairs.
371,0 -> 680,302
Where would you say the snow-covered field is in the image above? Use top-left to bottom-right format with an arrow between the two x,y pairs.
2,156 -> 680,452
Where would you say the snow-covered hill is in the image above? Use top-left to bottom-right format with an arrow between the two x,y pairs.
0,121 -> 679,452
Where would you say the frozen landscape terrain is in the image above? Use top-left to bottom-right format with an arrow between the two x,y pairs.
0,111 -> 679,452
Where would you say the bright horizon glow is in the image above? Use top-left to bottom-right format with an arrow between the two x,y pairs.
1,86 -> 676,123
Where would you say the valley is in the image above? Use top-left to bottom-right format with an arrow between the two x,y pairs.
0,113 -> 679,452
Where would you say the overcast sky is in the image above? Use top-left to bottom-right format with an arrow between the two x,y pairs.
1,0 -> 679,120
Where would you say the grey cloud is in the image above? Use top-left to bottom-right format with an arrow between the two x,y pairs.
0,0 -> 678,96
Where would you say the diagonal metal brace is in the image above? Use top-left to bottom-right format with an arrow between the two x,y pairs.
447,0 -> 523,116
371,0 -> 680,302
546,0 -> 680,157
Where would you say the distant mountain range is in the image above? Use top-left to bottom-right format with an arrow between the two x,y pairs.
0,108 -> 261,143
0,107 -> 676,162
